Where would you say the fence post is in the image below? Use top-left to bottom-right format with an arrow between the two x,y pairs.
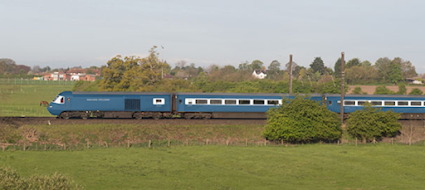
148,140 -> 151,148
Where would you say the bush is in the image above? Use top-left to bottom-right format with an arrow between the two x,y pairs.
0,166 -> 82,190
409,88 -> 423,95
397,84 -> 407,95
374,85 -> 395,95
263,95 -> 342,143
352,87 -> 367,94
346,104 -> 401,143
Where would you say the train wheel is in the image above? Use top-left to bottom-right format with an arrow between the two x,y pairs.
60,112 -> 69,119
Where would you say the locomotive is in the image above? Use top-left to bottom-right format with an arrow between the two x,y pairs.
47,91 -> 425,119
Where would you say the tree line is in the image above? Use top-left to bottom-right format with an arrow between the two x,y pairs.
75,46 -> 422,93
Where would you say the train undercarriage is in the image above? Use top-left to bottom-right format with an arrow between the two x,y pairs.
58,111 -> 268,120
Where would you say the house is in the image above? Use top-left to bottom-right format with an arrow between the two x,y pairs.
43,73 -> 53,81
163,73 -> 174,79
405,78 -> 423,85
43,72 -> 71,81
83,74 -> 97,81
252,68 -> 267,79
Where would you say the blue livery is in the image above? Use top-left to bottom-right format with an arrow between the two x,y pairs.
47,91 -> 425,119
48,91 -> 172,116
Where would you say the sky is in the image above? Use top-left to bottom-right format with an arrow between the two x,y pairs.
1,0 -> 425,73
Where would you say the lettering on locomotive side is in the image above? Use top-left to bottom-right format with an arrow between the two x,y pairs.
86,99 -> 111,101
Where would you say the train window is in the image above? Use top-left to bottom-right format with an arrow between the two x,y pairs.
328,101 -> 332,106
357,101 -> 366,106
239,100 -> 250,105
384,101 -> 395,106
268,100 -> 279,105
210,99 -> 222,105
343,101 -> 355,106
371,101 -> 382,106
185,99 -> 195,105
254,100 -> 265,105
398,101 -> 408,106
225,100 -> 237,105
337,101 -> 341,105
179,99 -> 182,104
196,99 -> 208,104
411,101 -> 421,106
53,96 -> 65,104
153,98 -> 165,105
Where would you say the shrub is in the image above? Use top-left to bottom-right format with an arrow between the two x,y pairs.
0,166 -> 82,190
263,95 -> 342,143
397,84 -> 407,95
346,104 -> 401,143
374,85 -> 395,95
409,88 -> 423,95
352,87 -> 364,94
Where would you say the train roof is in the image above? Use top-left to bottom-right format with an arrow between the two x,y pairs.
63,91 -> 172,95
175,92 -> 323,96
325,94 -> 425,98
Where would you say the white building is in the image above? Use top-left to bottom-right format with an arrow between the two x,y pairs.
252,69 -> 267,79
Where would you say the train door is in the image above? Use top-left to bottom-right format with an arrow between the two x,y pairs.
66,97 -> 70,109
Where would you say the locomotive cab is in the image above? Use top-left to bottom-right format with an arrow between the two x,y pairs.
47,95 -> 67,116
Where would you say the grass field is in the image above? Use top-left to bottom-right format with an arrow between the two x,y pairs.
0,78 -> 76,117
1,144 -> 424,189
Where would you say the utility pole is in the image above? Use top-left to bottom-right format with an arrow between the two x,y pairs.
340,52 -> 345,124
161,46 -> 165,79
289,54 -> 293,95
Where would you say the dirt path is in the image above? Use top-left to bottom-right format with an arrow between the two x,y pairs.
348,85 -> 425,94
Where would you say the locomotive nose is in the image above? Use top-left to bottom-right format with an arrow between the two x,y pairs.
47,103 -> 58,115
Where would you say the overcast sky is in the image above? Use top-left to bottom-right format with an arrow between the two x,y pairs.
1,0 -> 425,73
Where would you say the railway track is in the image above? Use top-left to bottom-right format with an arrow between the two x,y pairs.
0,117 -> 267,127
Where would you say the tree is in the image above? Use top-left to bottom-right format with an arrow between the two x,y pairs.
334,58 -> 342,78
98,46 -> 170,91
361,60 -> 372,67
346,104 -> 401,143
0,58 -> 17,75
310,57 -> 325,75
393,57 -> 417,78
263,95 -> 342,143
250,60 -> 264,70
375,57 -> 404,84
238,61 -> 250,71
345,65 -> 379,85
267,60 -> 281,80
32,65 -> 41,73
375,57 -> 392,83
314,79 -> 348,94
409,88 -> 423,95
176,60 -> 187,68
346,58 -> 361,68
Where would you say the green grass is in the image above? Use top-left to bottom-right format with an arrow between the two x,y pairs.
1,144 -> 425,189
0,78 -> 76,117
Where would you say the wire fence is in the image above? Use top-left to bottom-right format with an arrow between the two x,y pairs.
0,78 -> 76,117
0,78 -> 78,85
1,138 -> 424,152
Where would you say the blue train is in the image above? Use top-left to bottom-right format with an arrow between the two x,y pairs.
47,91 -> 425,119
